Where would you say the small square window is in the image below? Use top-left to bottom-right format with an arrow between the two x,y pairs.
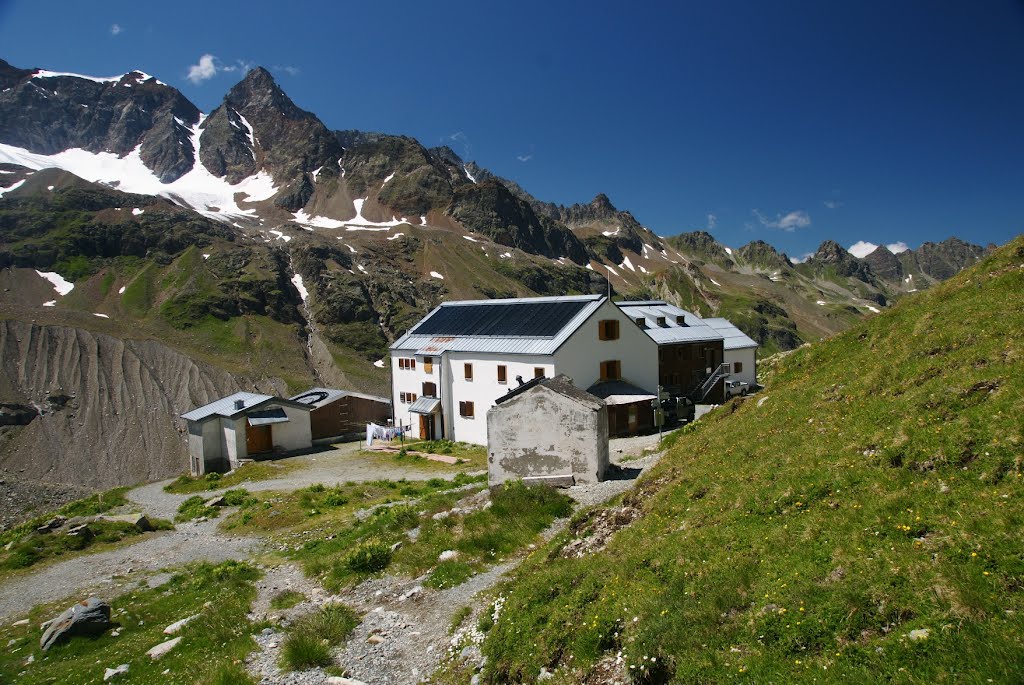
497,365 -> 507,384
534,367 -> 545,379
734,361 -> 743,373
459,401 -> 475,418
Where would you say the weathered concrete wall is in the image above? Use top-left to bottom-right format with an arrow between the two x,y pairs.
222,417 -> 247,470
486,385 -> 608,486
271,405 -> 312,451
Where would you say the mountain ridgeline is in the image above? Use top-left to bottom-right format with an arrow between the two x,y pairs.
0,57 -> 995,490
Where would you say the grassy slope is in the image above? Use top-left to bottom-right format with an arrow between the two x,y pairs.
481,236 -> 1024,683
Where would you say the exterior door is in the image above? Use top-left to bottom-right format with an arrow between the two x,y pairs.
419,415 -> 436,440
628,405 -> 638,432
246,424 -> 273,454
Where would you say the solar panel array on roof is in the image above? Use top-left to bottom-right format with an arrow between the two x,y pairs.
413,300 -> 591,338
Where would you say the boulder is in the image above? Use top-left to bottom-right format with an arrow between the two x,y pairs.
66,523 -> 94,541
146,636 -> 182,660
40,597 -> 112,650
97,514 -> 153,532
163,614 -> 198,635
203,495 -> 226,508
103,664 -> 129,681
36,515 -> 67,534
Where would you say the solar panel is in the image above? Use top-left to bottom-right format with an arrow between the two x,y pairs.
413,300 -> 590,337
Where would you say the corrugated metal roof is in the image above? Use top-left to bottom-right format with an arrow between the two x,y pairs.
181,392 -> 274,422
408,397 -> 441,414
703,318 -> 759,350
616,301 -> 724,344
289,388 -> 391,409
391,295 -> 605,356
586,380 -> 658,406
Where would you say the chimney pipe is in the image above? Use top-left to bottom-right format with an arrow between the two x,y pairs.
234,399 -> 245,410
515,375 -> 524,386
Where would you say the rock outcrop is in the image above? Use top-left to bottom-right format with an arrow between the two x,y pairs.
40,597 -> 112,650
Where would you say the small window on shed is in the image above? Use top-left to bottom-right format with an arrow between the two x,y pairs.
534,367 -> 545,379
598,319 -> 620,340
464,363 -> 473,381
497,365 -> 507,384
459,401 -> 475,418
734,361 -> 743,373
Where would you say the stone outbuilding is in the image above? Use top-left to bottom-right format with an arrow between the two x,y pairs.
289,387 -> 392,442
486,374 -> 609,487
181,392 -> 313,476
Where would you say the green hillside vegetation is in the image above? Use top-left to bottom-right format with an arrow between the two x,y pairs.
478,236 -> 1024,683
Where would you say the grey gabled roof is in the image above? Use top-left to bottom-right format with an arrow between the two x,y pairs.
494,374 -> 605,411
615,301 -> 724,344
408,396 -> 442,414
181,391 -> 311,422
290,387 -> 390,409
703,318 -> 759,350
391,295 -> 606,356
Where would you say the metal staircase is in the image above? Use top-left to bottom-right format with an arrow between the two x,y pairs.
689,363 -> 731,402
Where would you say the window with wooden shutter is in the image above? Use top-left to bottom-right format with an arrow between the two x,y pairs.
422,382 -> 436,397
598,319 -> 620,340
497,365 -> 507,384
423,356 -> 433,373
459,401 -> 475,418
534,367 -> 544,379
734,361 -> 743,373
600,360 -> 622,381
464,363 -> 473,380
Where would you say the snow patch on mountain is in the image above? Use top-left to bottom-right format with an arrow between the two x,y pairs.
36,271 -> 75,296
0,179 -> 25,197
0,117 -> 278,222
291,274 -> 308,302
33,69 -> 122,84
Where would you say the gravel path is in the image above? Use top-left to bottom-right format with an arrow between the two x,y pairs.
0,517 -> 256,622
0,444 -> 476,626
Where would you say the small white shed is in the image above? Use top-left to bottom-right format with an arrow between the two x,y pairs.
181,392 -> 313,476
486,375 -> 609,487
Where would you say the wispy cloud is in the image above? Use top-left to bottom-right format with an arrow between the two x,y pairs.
823,199 -> 844,209
791,252 -> 814,264
516,154 -> 533,162
273,65 -> 301,76
887,241 -> 910,254
445,131 -> 471,158
187,54 -> 218,84
110,23 -> 122,36
848,240 -> 878,258
752,209 -> 811,232
186,55 -> 260,84
706,213 -> 717,230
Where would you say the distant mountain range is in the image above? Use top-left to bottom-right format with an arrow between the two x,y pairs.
0,58 -> 994,489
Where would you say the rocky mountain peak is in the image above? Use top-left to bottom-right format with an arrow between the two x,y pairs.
862,245 -> 903,281
806,240 -> 875,282
589,193 -> 617,214
224,67 -> 300,118
738,240 -> 791,269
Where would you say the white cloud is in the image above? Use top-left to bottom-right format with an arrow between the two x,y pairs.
706,213 -> 717,230
753,209 -> 811,232
886,241 -> 910,254
848,240 -> 879,258
516,154 -> 533,162
187,54 -> 218,84
110,23 -> 122,36
791,252 -> 814,264
274,65 -> 301,76
823,199 -> 844,209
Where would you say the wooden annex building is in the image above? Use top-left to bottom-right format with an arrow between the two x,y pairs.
289,387 -> 392,441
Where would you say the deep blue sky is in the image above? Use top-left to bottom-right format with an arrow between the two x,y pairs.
1,0 -> 1022,258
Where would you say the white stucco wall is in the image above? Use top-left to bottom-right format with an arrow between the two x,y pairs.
725,348 -> 757,387
446,352 -> 555,445
555,300 -> 659,392
391,352 -> 442,439
270,405 -> 312,451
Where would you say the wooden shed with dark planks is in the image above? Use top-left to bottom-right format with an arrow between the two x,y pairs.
289,388 -> 392,441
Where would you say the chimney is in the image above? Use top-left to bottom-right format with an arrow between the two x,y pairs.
515,375 -> 524,386
234,399 -> 245,410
